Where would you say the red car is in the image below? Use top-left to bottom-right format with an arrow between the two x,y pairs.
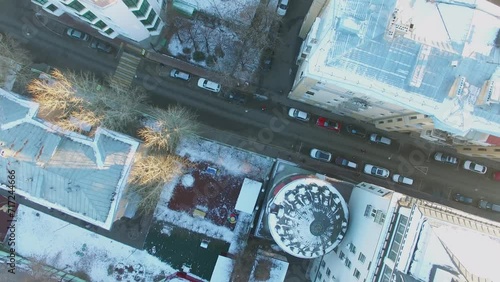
316,117 -> 341,132
494,171 -> 500,181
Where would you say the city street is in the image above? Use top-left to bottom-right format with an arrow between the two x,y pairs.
1,0 -> 499,223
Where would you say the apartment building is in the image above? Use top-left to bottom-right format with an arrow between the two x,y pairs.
31,0 -> 165,41
308,182 -> 500,282
291,0 -> 500,148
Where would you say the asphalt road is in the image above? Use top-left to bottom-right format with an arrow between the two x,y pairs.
1,0 -> 499,223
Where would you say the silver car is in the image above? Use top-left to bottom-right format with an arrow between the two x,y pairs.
364,164 -> 390,178
434,152 -> 458,165
288,108 -> 310,122
310,149 -> 332,162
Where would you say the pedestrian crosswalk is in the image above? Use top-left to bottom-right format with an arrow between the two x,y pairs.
111,51 -> 141,89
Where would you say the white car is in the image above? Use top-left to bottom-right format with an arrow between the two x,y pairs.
197,78 -> 221,92
276,0 -> 289,16
310,149 -> 332,162
288,108 -> 310,121
364,164 -> 390,178
392,174 -> 414,185
434,152 -> 458,165
463,160 -> 487,174
66,28 -> 90,41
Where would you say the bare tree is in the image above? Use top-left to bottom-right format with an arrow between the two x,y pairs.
0,35 -> 33,90
138,106 -> 199,154
27,69 -> 147,134
130,154 -> 190,214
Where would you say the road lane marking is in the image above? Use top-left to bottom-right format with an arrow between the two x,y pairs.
414,166 -> 428,175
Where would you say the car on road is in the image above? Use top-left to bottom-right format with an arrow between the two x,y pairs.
262,48 -> 274,71
197,78 -> 221,92
463,160 -> 487,174
346,125 -> 366,138
316,117 -> 341,132
478,200 -> 500,212
310,149 -> 332,162
90,39 -> 113,53
369,133 -> 392,145
364,164 -> 390,178
334,157 -> 358,169
276,0 -> 289,16
288,108 -> 310,122
494,171 -> 500,181
169,69 -> 191,81
66,28 -> 90,41
392,174 -> 414,185
453,193 -> 473,205
433,152 -> 458,165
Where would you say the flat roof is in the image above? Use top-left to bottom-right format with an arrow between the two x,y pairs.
210,255 -> 233,282
235,178 -> 262,214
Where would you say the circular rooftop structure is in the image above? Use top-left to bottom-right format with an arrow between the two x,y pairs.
267,177 -> 349,258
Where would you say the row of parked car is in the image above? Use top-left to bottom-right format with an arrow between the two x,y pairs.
66,28 -> 114,53
432,151 -> 495,176
159,67 -> 223,93
453,193 -> 500,213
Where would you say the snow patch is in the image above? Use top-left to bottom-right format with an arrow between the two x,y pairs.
181,174 -> 195,187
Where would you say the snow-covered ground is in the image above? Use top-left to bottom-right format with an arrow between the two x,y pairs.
249,252 -> 289,282
180,0 -> 260,26
14,205 -> 176,282
176,136 -> 274,180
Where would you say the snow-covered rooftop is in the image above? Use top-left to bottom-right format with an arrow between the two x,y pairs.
210,255 -> 233,282
267,177 -> 349,259
0,89 -> 139,230
235,178 -> 262,214
306,0 -> 500,135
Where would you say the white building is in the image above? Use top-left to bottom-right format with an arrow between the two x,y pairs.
292,0 -> 500,147
0,88 -> 139,230
31,0 -> 165,41
308,182 -> 500,282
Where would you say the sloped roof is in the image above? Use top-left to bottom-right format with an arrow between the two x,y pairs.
0,89 -> 139,230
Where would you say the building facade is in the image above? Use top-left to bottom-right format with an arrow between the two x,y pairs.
308,182 -> 500,282
291,0 -> 500,148
31,0 -> 165,41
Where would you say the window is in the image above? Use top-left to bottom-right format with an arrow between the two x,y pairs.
410,116 -> 417,120
133,0 -> 150,17
388,215 -> 408,261
33,0 -> 48,4
141,10 -> 157,26
318,272 -> 323,279
378,121 -> 384,124
339,251 -> 345,260
123,0 -> 139,8
46,4 -> 58,11
349,243 -> 356,253
326,267 -> 331,276
358,252 -> 366,263
380,265 -> 393,282
65,0 -> 85,12
345,258 -> 352,268
333,246 -> 339,253
320,260 -> 326,268
397,118 -> 403,121
93,20 -> 107,30
81,11 -> 97,21
387,119 -> 393,123
306,91 -> 315,95
353,269 -> 361,279
104,28 -> 114,35
147,17 -> 161,32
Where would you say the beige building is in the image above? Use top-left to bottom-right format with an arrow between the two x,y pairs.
291,0 -> 500,149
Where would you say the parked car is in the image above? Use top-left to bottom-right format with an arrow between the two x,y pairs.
226,91 -> 248,104
262,48 -> 274,71
66,28 -> 90,41
197,78 -> 221,92
463,160 -> 487,174
90,39 -> 113,53
453,193 -> 473,205
392,174 -> 414,185
310,149 -> 332,162
288,108 -> 310,122
346,125 -> 366,138
493,171 -> 500,181
276,0 -> 289,16
478,200 -> 500,212
335,157 -> 358,169
169,69 -> 191,81
364,164 -> 390,178
369,134 -> 392,145
316,117 -> 341,132
433,152 -> 458,165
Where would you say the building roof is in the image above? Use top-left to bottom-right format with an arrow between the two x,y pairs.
210,255 -> 233,282
0,89 -> 139,230
267,177 -> 349,259
308,0 -> 500,136
235,178 -> 262,214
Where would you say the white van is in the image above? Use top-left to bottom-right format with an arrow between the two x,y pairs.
392,174 -> 414,185
197,78 -> 221,92
370,134 -> 392,145
170,69 -> 191,81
